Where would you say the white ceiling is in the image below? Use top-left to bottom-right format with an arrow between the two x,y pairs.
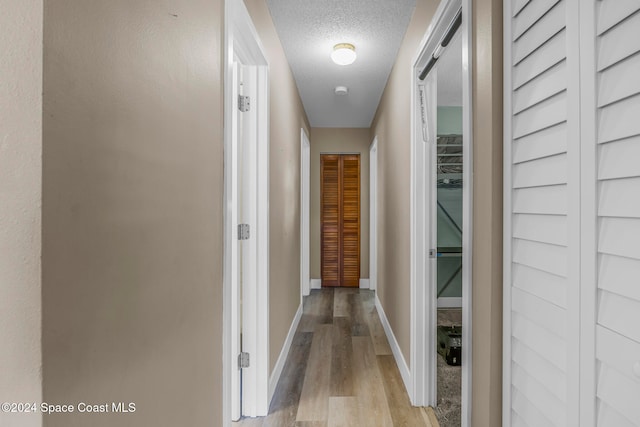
265,0 -> 417,128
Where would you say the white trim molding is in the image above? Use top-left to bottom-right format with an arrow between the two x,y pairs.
375,294 -> 411,393
310,279 -> 322,290
502,0 -> 513,424
359,278 -> 370,289
268,303 -> 303,403
459,3 -> 473,426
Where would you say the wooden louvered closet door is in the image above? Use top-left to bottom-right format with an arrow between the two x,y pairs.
321,154 -> 360,287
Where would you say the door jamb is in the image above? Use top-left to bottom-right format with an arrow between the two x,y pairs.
369,137 -> 378,291
410,1 -> 473,426
223,0 -> 270,423
300,129 -> 311,299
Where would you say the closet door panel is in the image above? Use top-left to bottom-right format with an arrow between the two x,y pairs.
505,0 -> 576,425
321,155 -> 341,287
341,155 -> 360,287
594,1 -> 640,425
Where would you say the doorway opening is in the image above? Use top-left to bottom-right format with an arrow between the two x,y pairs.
432,24 -> 464,426
223,0 -> 270,423
411,0 -> 472,426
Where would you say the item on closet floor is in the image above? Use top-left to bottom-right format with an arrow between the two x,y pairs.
437,325 -> 462,366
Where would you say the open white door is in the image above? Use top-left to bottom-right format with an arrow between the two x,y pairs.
301,129 -> 310,298
230,59 -> 242,421
369,137 -> 378,291
224,0 -> 270,423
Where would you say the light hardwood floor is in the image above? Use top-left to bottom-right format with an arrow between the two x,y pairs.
233,289 -> 439,427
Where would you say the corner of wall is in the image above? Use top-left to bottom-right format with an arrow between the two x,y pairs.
367,0 -> 439,369
471,0 -> 503,425
0,1 -> 43,426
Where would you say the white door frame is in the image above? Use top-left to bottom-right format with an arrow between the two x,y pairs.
300,129 -> 311,298
410,1 -> 473,426
223,0 -> 270,422
369,137 -> 378,291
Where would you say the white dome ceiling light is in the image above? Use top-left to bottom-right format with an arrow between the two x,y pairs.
331,43 -> 357,65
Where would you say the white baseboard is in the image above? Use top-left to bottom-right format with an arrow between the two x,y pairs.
310,278 -> 370,289
268,303 -> 303,404
437,297 -> 462,308
302,278 -> 310,297
374,293 -> 412,394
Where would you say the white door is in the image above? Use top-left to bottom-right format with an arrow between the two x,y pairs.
231,59 -> 258,421
504,0 -> 577,424
369,137 -> 378,291
301,129 -> 310,297
591,1 -> 640,425
504,1 -> 640,426
237,61 -> 263,419
237,62 -> 259,419
425,68 -> 439,405
230,60 -> 242,421
224,0 -> 270,423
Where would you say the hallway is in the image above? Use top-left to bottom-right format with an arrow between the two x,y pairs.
1,0 -> 509,425
234,289 -> 438,427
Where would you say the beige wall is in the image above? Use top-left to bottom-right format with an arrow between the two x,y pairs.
0,1 -> 43,426
42,0 -> 224,425
371,0 -> 504,425
244,0 -> 311,374
309,128 -> 370,280
26,1 -> 501,426
369,0 -> 439,365
471,0 -> 503,425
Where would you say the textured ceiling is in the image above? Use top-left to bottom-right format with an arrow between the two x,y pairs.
265,0 -> 417,128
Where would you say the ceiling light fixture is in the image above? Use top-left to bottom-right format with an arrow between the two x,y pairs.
331,43 -> 357,65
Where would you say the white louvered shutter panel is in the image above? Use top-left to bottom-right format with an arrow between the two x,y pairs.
506,1 -> 640,426
504,0 -> 583,425
593,1 -> 640,426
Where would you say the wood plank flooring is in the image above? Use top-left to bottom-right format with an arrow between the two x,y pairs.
234,289 -> 439,427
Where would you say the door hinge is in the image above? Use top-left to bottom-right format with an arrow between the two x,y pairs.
429,249 -> 437,258
238,95 -> 250,112
238,224 -> 250,240
238,352 -> 250,369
